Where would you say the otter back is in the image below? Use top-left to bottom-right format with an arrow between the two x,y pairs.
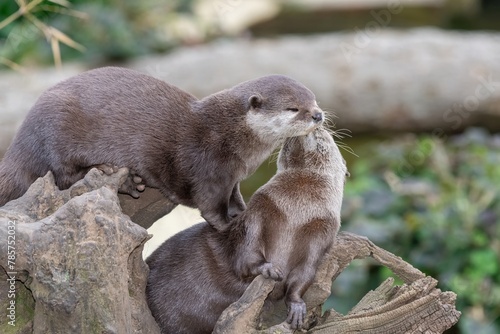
0,67 -> 325,231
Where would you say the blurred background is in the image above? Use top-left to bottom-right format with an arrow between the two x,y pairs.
1,0 -> 499,333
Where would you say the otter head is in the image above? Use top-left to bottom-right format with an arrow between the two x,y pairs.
278,126 -> 348,177
235,75 -> 324,142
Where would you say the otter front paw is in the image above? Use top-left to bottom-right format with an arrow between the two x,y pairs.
286,301 -> 306,329
95,163 -> 119,175
254,262 -> 283,281
95,164 -> 145,198
119,169 -> 146,198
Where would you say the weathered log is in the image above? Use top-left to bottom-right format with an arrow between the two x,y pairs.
2,29 -> 500,158
0,168 -> 160,334
132,28 -> 500,133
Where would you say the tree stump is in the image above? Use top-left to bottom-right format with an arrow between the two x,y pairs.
0,168 -> 161,334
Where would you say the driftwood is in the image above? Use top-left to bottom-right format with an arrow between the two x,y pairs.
0,168 -> 460,333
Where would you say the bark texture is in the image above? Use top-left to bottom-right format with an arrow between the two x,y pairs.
118,188 -> 177,230
0,168 -> 160,334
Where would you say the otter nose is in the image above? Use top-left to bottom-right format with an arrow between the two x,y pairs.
312,112 -> 323,123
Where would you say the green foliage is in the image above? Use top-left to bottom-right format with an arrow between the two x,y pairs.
0,0 -> 195,67
0,0 -> 88,68
337,128 -> 500,332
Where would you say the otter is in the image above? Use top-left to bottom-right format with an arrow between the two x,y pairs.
146,126 -> 347,333
0,67 -> 324,230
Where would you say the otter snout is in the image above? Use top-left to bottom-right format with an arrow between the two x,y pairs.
312,112 -> 323,123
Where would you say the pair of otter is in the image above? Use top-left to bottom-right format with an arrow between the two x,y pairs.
146,126 -> 347,333
0,67 -> 346,332
0,67 -> 323,232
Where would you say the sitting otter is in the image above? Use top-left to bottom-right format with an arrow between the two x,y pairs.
0,67 -> 324,230
146,126 -> 348,333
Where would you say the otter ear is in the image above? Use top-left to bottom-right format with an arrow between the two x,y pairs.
248,94 -> 263,110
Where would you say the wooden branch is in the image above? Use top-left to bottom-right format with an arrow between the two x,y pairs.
213,276 -> 276,334
118,188 -> 177,229
214,232 -> 461,333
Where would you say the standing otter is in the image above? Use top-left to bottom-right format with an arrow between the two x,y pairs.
0,67 -> 323,230
146,127 -> 347,333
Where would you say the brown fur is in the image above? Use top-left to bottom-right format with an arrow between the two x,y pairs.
146,127 -> 347,333
0,67 -> 323,230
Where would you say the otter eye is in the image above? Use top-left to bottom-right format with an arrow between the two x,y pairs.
286,108 -> 299,112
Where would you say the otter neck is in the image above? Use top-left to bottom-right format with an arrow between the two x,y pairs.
193,93 -> 280,173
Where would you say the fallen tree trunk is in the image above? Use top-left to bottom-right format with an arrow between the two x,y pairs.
0,169 -> 460,333
3,29 -> 500,158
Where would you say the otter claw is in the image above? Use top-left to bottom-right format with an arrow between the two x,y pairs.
255,262 -> 283,281
286,301 -> 306,329
94,165 -> 146,198
128,190 -> 140,199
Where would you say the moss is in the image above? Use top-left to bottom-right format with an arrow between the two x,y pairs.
0,276 -> 35,334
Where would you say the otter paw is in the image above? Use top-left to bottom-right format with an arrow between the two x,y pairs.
228,205 -> 245,219
255,262 -> 283,281
95,163 -> 119,175
119,169 -> 146,198
286,301 -> 306,329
